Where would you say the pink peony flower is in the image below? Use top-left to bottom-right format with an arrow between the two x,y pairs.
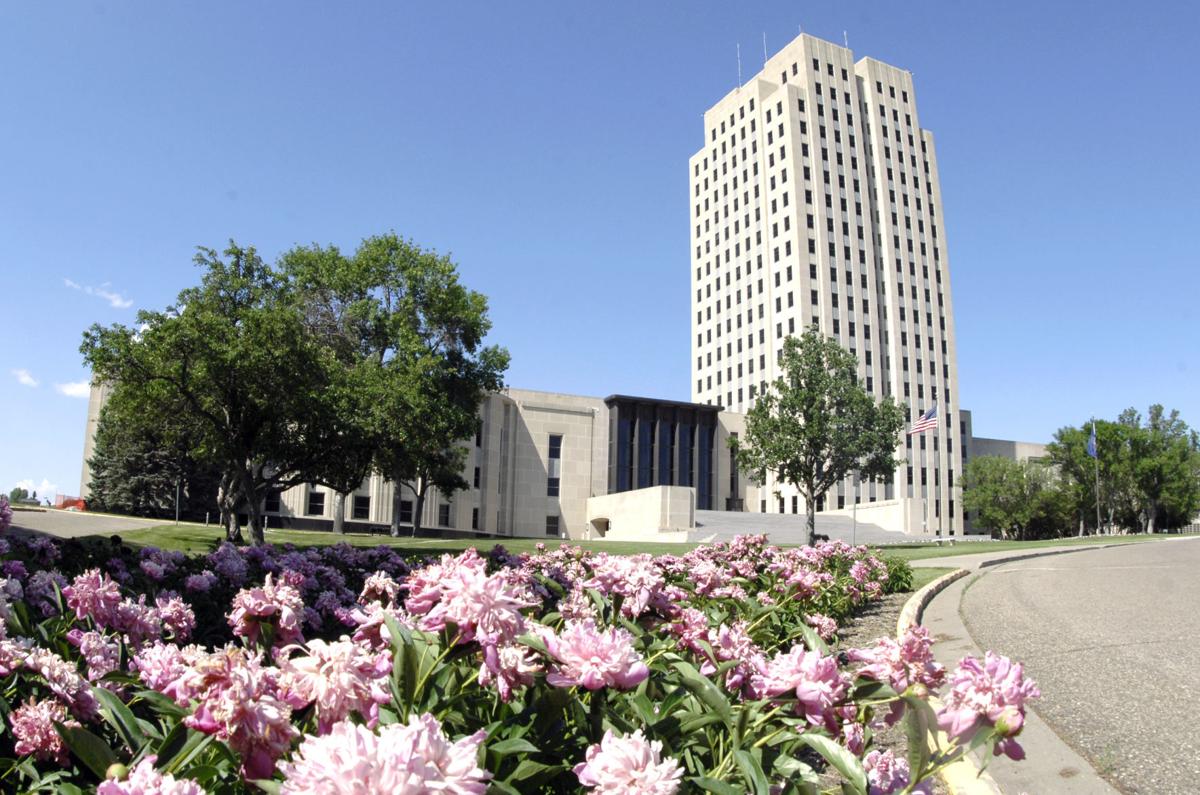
108,595 -> 165,647
699,621 -> 766,697
64,568 -> 123,626
666,607 -> 709,655
10,698 -> 78,763
228,572 -> 305,648
408,552 -> 535,649
278,639 -> 391,732
359,571 -> 402,606
582,554 -> 667,618
348,603 -> 415,651
849,625 -> 945,694
542,620 -> 649,691
174,645 -> 299,778
278,714 -> 489,794
24,646 -> 100,721
73,629 -> 121,682
842,721 -> 865,755
557,584 -> 598,622
937,652 -> 1040,760
132,642 -> 204,698
0,637 -> 30,676
863,749 -> 926,795
403,549 -> 488,616
97,755 -> 205,795
805,613 -> 839,642
156,593 -> 196,641
479,643 -> 541,702
574,729 -> 683,794
754,644 -> 847,727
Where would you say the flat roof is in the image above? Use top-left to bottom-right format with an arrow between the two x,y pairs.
603,394 -> 724,413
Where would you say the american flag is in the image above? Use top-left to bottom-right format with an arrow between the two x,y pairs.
908,404 -> 938,435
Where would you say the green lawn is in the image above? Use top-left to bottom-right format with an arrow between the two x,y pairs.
95,525 -> 702,558
872,533 -> 1168,562
95,523 -> 1176,565
909,566 -> 957,591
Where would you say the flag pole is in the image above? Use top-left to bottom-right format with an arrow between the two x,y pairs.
1092,419 -> 1102,535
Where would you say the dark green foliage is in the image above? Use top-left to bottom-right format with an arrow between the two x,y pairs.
881,556 -> 913,594
731,328 -> 907,546
86,386 -> 220,521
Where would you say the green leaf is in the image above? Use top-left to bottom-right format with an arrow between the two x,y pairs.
95,686 -> 148,752
692,776 -> 743,795
488,737 -> 540,757
796,734 -> 868,795
902,695 -> 932,781
515,632 -> 550,656
252,781 -> 282,794
670,661 -> 732,725
734,749 -> 771,795
162,731 -> 214,775
797,623 -> 829,655
154,721 -> 189,770
55,723 -> 117,779
507,758 -> 557,781
772,754 -> 818,782
848,679 -> 897,701
133,689 -> 188,718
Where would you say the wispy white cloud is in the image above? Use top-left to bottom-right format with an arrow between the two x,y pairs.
63,277 -> 133,309
13,478 -> 58,500
11,368 -> 38,387
55,381 -> 91,399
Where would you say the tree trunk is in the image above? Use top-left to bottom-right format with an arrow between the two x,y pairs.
332,491 -> 346,535
804,486 -> 817,547
236,467 -> 265,546
412,477 -> 427,539
247,504 -> 265,546
218,475 -> 243,544
1147,501 -> 1157,534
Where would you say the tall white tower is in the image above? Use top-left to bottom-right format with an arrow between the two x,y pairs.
689,33 -> 962,534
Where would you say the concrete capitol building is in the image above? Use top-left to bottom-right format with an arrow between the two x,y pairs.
81,33 -> 1042,545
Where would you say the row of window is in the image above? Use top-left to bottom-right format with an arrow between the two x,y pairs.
281,491 -> 451,526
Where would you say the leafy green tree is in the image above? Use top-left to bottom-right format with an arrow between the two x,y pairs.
280,244 -> 378,534
730,328 -> 906,546
1120,405 -> 1200,532
963,456 -> 1072,539
281,234 -> 509,537
86,384 -> 220,520
82,243 -> 347,545
7,487 -> 28,503
1050,409 -> 1200,534
1047,421 -> 1136,535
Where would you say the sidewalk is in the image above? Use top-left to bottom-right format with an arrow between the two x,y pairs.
921,573 -> 1118,794
908,539 -> 1150,571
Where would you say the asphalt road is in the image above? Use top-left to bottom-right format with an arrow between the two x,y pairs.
9,509 -> 170,538
959,539 -> 1200,794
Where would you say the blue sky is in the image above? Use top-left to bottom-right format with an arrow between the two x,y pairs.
2,1 -> 1197,499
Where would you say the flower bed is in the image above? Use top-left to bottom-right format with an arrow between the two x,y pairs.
0,523 -> 1038,794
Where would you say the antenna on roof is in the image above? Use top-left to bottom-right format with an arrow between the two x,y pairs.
762,32 -> 768,66
844,30 -> 849,48
736,42 -> 743,87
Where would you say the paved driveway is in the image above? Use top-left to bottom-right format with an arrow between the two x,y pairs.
9,509 -> 168,539
959,539 -> 1200,794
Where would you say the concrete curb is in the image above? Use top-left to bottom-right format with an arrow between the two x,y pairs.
975,540 -> 1142,569
897,568 -> 1002,795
